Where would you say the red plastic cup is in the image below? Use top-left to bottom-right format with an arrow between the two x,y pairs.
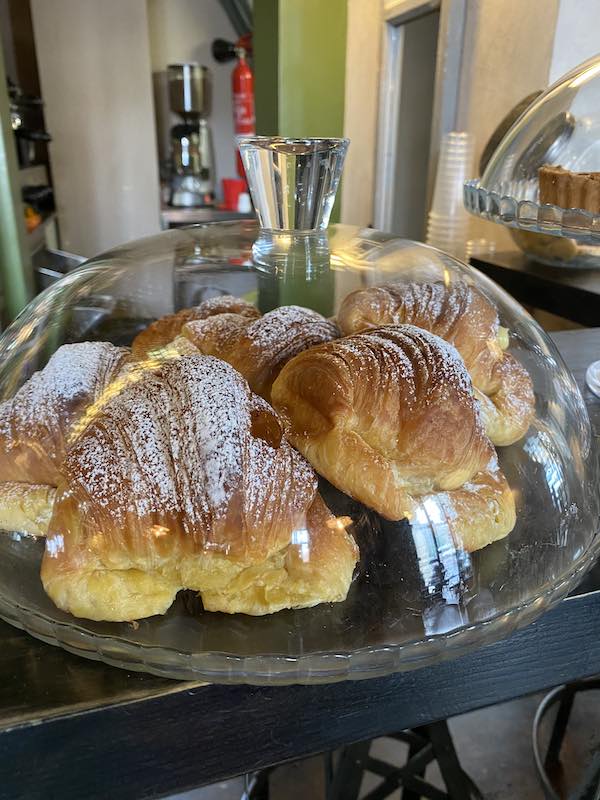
222,178 -> 247,210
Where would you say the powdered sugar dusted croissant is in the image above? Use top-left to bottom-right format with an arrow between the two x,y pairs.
131,295 -> 260,360
337,280 -> 534,445
0,342 -> 130,486
338,281 -> 504,391
271,325 -> 516,549
42,355 -> 357,620
0,342 -> 129,535
182,305 -> 339,400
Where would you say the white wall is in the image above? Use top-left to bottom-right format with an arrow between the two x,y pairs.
343,0 -> 565,247
31,0 -> 161,258
454,0 -> 560,248
341,0 -> 382,227
147,0 -> 238,197
549,0 -> 600,83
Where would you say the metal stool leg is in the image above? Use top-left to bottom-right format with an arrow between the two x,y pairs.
243,768 -> 272,800
533,679 -> 600,800
545,687 -> 575,770
426,721 -> 482,800
325,724 -> 481,800
324,751 -> 335,790
401,738 -> 428,800
326,740 -> 371,800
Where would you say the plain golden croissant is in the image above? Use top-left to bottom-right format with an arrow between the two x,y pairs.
42,354 -> 357,621
0,482 -> 56,537
473,354 -> 534,447
131,294 -> 260,360
414,462 -> 516,552
182,305 -> 339,399
337,280 -> 534,446
271,325 -> 516,549
0,342 -> 129,535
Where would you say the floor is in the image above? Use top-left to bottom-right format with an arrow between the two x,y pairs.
169,687 -> 600,800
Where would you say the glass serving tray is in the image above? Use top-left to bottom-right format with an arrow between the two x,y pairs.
0,509 -> 595,684
465,56 -> 600,269
0,222 -> 595,684
464,178 -> 600,245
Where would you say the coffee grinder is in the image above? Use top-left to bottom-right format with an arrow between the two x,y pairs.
168,63 -> 215,207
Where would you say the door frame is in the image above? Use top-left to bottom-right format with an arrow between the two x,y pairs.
373,0 -> 468,230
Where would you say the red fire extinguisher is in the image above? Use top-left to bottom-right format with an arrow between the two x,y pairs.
232,48 -> 255,178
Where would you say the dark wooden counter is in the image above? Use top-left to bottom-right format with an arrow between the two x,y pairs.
471,251 -> 600,326
0,329 -> 598,800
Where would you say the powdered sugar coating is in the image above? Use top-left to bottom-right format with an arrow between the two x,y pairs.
338,280 -> 503,393
0,342 -> 129,483
185,305 -> 339,399
193,295 -> 259,318
335,324 -> 476,408
249,306 -> 338,350
131,294 -> 260,360
0,342 -> 128,434
64,354 -> 317,557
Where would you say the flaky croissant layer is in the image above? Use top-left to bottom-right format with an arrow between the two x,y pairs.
182,304 -> 339,400
0,281 -> 532,622
41,354 -> 358,620
272,324 -> 495,520
337,280 -> 535,445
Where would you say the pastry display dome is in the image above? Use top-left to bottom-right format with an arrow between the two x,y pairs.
0,137 -> 596,684
464,54 -> 600,268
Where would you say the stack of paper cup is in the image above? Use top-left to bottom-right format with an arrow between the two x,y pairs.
426,132 -> 475,261
466,238 -> 496,261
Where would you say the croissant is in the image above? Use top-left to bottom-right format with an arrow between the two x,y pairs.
182,305 -> 339,399
473,355 -> 534,447
131,295 -> 260,360
337,281 -> 534,446
413,462 -> 516,552
41,354 -> 357,621
0,482 -> 56,537
271,325 -> 516,549
0,342 -> 130,536
200,494 -> 357,615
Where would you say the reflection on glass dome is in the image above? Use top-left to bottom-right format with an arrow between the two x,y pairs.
0,152 -> 596,681
0,223 -> 598,680
523,430 -> 568,511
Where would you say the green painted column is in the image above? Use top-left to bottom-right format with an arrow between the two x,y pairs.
0,44 -> 33,322
278,0 -> 347,141
253,0 -> 347,315
254,0 -> 348,222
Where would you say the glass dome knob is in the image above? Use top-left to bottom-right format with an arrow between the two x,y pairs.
239,136 -> 349,231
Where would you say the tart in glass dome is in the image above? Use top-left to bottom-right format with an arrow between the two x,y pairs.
464,54 -> 600,269
0,137 -> 595,684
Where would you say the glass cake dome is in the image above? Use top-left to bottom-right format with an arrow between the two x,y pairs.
0,137 -> 597,684
465,54 -> 600,269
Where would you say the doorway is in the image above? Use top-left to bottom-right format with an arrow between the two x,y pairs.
374,5 -> 440,239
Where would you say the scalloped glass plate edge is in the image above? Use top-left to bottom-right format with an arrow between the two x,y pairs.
0,541 -> 597,685
464,179 -> 600,245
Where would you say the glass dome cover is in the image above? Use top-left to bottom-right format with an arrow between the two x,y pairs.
0,138 -> 597,684
465,54 -> 600,265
